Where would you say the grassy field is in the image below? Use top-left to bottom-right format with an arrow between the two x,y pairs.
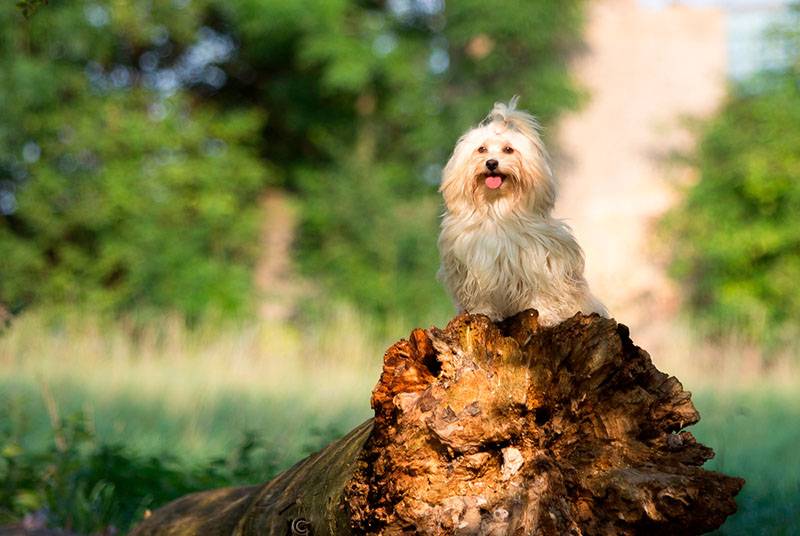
1,310 -> 798,534
693,390 -> 800,535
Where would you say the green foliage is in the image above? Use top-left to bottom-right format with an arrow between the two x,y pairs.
297,162 -> 446,318
0,412 -> 280,533
0,1 -> 268,319
663,15 -> 800,345
1,93 -> 266,319
15,0 -> 47,19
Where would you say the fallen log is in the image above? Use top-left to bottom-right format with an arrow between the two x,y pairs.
131,311 -> 743,535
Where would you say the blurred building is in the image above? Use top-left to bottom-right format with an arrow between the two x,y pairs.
554,0 -> 792,338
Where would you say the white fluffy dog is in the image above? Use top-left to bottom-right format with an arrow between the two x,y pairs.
437,98 -> 607,325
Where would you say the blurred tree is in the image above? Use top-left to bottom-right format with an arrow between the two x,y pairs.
0,93 -> 266,319
16,0 -> 48,19
0,1 -> 268,319
1,0 -> 587,322
664,6 -> 800,346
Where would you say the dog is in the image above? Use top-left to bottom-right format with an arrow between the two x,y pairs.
437,97 -> 607,326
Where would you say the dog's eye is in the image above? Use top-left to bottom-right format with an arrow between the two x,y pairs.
503,146 -> 514,154
477,146 -> 487,153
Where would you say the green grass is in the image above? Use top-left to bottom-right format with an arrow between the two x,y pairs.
1,310 -> 798,534
692,390 -> 800,535
0,307 -> 385,462
0,377 -> 371,469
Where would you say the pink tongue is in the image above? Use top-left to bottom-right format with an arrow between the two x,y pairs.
485,175 -> 503,189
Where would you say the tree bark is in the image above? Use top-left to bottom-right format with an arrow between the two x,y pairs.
131,311 -> 743,535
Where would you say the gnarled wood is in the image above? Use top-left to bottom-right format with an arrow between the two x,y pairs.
131,311 -> 743,535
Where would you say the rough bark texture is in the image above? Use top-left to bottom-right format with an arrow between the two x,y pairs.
131,311 -> 743,535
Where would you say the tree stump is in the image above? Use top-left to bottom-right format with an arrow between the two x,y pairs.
131,311 -> 743,535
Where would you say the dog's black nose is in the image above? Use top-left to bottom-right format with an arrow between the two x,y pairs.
486,159 -> 499,171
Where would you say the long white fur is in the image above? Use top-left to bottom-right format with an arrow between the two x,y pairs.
437,98 -> 607,325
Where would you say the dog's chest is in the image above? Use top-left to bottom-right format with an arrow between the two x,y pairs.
452,220 -> 548,284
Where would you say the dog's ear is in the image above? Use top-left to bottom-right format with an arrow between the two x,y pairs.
440,135 -> 466,187
517,149 -> 557,214
440,131 -> 486,212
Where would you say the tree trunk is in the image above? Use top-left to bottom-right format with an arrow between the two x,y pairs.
131,311 -> 743,535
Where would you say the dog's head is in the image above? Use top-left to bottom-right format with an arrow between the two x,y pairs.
440,97 -> 555,216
